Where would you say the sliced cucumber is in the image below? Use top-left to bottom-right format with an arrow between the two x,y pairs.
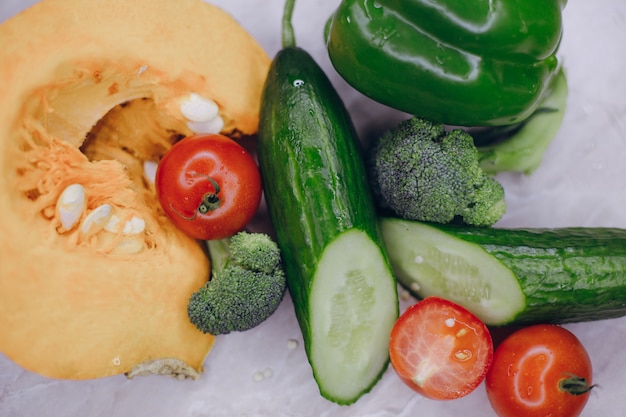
310,229 -> 398,401
380,217 -> 626,326
381,218 -> 525,325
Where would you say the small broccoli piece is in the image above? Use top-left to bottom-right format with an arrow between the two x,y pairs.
369,117 -> 506,226
229,232 -> 282,274
187,231 -> 287,335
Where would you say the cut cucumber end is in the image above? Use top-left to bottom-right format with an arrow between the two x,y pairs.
309,228 -> 399,404
380,218 -> 525,326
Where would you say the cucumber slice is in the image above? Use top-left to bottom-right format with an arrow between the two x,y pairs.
310,229 -> 398,401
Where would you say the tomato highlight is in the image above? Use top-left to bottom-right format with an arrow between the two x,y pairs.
485,324 -> 593,417
389,296 -> 493,400
155,134 -> 262,240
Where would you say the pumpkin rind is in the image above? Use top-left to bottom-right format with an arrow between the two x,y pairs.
0,0 -> 270,379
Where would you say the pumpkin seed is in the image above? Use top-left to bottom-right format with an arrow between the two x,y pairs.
180,93 -> 224,134
56,183 -> 86,231
180,93 -> 218,121
104,214 -> 146,235
80,204 -> 113,237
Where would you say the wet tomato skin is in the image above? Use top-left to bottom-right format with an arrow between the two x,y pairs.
155,134 -> 262,240
485,324 -> 593,417
389,296 -> 494,400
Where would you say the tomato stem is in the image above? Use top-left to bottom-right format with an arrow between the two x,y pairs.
559,373 -> 594,396
169,176 -> 221,220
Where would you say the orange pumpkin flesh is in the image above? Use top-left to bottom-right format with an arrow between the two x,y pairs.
0,0 -> 271,379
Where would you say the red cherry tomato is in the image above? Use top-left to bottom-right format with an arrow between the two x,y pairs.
389,296 -> 493,400
485,324 -> 594,417
155,134 -> 262,240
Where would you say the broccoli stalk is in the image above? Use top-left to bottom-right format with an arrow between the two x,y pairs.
474,68 -> 568,175
187,231 -> 287,335
369,117 -> 506,227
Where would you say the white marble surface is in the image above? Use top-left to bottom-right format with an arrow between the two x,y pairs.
1,1 -> 626,416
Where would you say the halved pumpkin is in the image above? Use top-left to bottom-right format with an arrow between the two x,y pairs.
0,0 -> 270,379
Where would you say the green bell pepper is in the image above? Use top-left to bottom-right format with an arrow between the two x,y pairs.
326,0 -> 567,127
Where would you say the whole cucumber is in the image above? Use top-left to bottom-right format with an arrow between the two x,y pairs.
257,3 -> 398,405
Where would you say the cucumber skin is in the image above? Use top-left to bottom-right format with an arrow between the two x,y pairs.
397,221 -> 626,325
257,47 -> 396,402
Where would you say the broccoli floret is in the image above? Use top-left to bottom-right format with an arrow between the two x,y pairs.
187,231 -> 287,335
369,117 -> 506,226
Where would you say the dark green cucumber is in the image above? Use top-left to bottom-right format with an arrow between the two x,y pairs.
256,6 -> 398,405
380,217 -> 626,326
